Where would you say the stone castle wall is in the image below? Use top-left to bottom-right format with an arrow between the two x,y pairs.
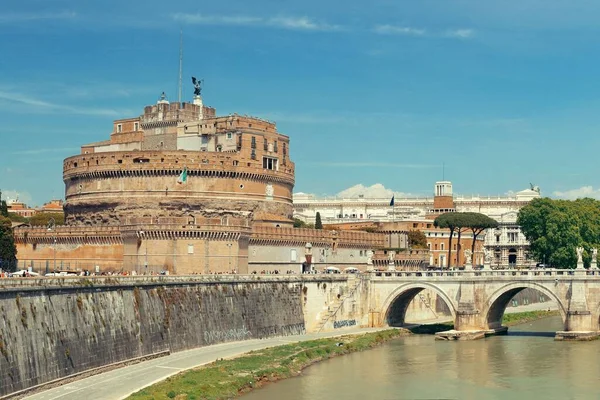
62,150 -> 295,226
13,227 -> 124,272
0,276 -> 311,397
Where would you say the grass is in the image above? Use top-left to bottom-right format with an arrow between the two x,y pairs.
407,309 -> 560,334
127,329 -> 409,400
502,310 -> 559,326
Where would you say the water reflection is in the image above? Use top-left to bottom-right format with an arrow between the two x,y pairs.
241,317 -> 600,400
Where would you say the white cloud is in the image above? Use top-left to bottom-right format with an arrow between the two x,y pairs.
373,25 -> 426,36
0,90 -> 132,117
0,11 -> 77,23
1,190 -> 34,206
172,13 -> 339,31
336,184 -> 410,199
553,186 -> 600,200
445,29 -> 475,38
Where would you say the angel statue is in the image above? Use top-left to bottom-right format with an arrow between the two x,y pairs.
529,183 -> 541,194
191,76 -> 203,96
464,249 -> 472,265
483,248 -> 492,263
576,246 -> 584,263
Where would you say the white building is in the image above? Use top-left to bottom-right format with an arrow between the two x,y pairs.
293,182 -> 541,268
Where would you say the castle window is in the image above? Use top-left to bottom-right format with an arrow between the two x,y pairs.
262,156 -> 278,171
227,132 -> 232,140
251,136 -> 256,149
118,160 -> 122,164
264,138 -> 268,151
216,145 -> 222,152
134,122 -> 139,131
233,160 -> 239,166
117,124 -> 122,133
251,149 -> 256,160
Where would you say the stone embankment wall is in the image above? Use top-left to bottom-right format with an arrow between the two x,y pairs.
0,276 -> 320,398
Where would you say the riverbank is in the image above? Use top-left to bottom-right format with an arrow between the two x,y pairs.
127,329 -> 409,400
408,309 -> 560,334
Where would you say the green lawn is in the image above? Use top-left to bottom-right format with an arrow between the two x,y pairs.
127,329 -> 409,400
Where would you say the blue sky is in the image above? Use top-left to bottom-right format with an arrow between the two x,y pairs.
2,0 -> 600,205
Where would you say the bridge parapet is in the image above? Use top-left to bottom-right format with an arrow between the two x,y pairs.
368,268 -> 600,280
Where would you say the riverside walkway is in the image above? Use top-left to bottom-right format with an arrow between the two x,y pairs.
23,328 -> 386,400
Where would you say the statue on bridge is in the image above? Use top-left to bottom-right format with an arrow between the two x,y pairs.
576,246 -> 584,264
464,249 -> 472,265
483,248 -> 492,264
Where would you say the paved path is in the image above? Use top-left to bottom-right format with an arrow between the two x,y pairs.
23,328 -> 386,400
23,302 -> 557,400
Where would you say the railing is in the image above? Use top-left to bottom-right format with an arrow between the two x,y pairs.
368,268 -> 600,279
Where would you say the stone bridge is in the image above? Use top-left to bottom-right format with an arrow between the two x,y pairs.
365,269 -> 600,340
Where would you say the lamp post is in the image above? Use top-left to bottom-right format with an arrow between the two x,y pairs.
226,243 -> 233,272
138,230 -> 148,274
47,218 -> 56,275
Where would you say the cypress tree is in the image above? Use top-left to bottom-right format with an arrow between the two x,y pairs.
315,212 -> 323,230
0,217 -> 17,272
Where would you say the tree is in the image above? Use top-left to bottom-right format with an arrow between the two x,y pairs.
407,230 -> 428,249
7,212 -> 27,223
435,212 -> 498,268
461,212 -> 499,260
293,218 -> 308,228
434,213 -> 459,268
517,197 -> 600,268
29,212 -> 65,227
315,212 -> 323,230
0,216 -> 17,272
0,200 -> 7,218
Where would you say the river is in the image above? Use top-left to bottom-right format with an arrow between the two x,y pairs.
242,317 -> 600,399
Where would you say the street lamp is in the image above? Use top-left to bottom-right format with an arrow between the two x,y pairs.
139,231 -> 148,274
47,218 -> 56,275
226,243 -> 233,272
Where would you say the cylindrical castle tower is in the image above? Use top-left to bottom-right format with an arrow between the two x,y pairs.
62,93 -> 295,228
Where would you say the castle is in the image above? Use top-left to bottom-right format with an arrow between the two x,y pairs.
13,91 -> 385,274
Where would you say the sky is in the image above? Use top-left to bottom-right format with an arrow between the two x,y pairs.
2,0 -> 600,206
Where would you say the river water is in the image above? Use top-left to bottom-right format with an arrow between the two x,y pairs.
242,317 -> 600,399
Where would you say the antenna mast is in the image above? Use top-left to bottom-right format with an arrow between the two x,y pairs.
178,29 -> 183,104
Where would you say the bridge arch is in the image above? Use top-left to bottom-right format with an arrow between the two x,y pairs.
381,283 -> 458,327
482,282 -> 567,330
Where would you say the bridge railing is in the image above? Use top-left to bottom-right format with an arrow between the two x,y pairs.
368,268 -> 600,278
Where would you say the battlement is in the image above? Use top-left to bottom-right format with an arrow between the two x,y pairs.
63,150 -> 295,184
13,226 -> 122,244
250,226 -> 386,248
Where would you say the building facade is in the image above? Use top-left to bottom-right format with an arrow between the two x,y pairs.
294,181 -> 541,268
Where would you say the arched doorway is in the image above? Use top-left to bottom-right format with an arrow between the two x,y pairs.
383,284 -> 456,327
508,248 -> 517,267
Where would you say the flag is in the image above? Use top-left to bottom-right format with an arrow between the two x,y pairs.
177,167 -> 188,184
389,195 -> 395,207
